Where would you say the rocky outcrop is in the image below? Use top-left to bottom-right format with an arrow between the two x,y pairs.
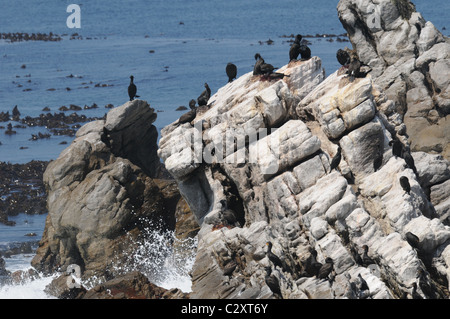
337,0 -> 450,160
31,100 -> 189,280
158,45 -> 450,298
45,271 -> 189,299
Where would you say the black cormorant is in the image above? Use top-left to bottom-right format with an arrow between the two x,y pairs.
177,99 -> 197,125
289,34 -> 302,61
128,75 -> 139,101
373,151 -> 383,172
197,83 -> 211,106
253,53 -> 264,75
405,232 -> 420,249
317,257 -> 334,280
399,176 -> 411,194
226,63 -> 237,83
402,149 -> 417,175
266,241 -> 284,270
361,245 -> 375,267
411,282 -> 423,299
264,267 -> 282,298
389,138 -> 403,158
329,146 -> 342,172
347,58 -> 361,79
336,49 -> 351,67
299,42 -> 311,60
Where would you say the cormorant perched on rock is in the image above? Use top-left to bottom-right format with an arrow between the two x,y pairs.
361,245 -> 375,267
317,257 -> 334,280
253,53 -> 277,78
220,199 -> 239,227
300,247 -> 322,277
402,149 -> 417,175
289,34 -> 302,61
299,42 -> 311,60
336,49 -> 351,67
405,232 -> 420,249
266,242 -> 284,270
329,146 -> 342,172
399,176 -> 411,194
264,267 -> 282,298
128,75 -> 139,101
347,58 -> 361,79
226,63 -> 237,83
373,151 -> 383,172
197,83 -> 211,106
253,53 -> 264,75
389,138 -> 403,158
177,99 -> 197,125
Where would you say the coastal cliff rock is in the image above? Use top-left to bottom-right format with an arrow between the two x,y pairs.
337,0 -> 450,160
31,100 -> 191,280
158,48 -> 450,298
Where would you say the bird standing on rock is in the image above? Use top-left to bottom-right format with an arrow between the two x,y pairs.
253,53 -> 264,75
177,99 -> 197,125
128,75 -> 139,101
226,63 -> 237,83
264,267 -> 282,298
266,241 -> 284,270
399,176 -> 411,195
299,41 -> 311,60
336,49 -> 351,67
361,245 -> 375,267
289,34 -> 302,61
317,257 -> 334,280
197,83 -> 211,107
389,138 -> 403,158
329,146 -> 342,172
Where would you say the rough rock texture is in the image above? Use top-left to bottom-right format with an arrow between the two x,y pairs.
337,0 -> 450,160
45,271 -> 189,299
159,47 -> 450,298
31,100 -> 187,279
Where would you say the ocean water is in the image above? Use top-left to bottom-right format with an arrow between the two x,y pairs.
0,0 -> 448,298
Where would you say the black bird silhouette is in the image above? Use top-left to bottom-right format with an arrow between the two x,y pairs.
402,149 -> 417,175
197,83 -> 211,106
405,232 -> 420,249
399,176 -> 411,194
253,53 -> 264,75
301,247 -> 323,277
299,42 -> 312,60
317,257 -> 334,280
266,241 -> 284,270
389,138 -> 403,158
329,146 -> 342,172
128,75 -> 139,101
289,34 -> 302,61
361,245 -> 375,267
177,99 -> 197,125
347,58 -> 361,79
264,267 -> 282,298
336,49 -> 351,67
226,63 -> 237,83
373,151 -> 383,172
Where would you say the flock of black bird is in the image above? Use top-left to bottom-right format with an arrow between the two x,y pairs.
124,34 -> 428,299
125,34 -> 368,128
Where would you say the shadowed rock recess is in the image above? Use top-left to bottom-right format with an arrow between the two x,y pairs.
158,3 -> 450,299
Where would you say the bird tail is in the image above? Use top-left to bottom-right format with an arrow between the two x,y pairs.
135,95 -> 140,98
